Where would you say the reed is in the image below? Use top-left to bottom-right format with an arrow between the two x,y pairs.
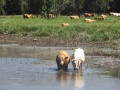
109,68 -> 120,77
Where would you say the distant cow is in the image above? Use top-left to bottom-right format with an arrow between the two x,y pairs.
71,48 -> 85,70
94,16 -> 104,20
85,19 -> 96,23
70,15 -> 80,19
48,14 -> 54,18
110,12 -> 120,16
23,14 -> 33,19
62,23 -> 69,27
84,13 -> 94,17
100,14 -> 107,19
56,50 -> 70,71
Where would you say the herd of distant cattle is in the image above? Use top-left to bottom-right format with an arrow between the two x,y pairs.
23,12 -> 120,27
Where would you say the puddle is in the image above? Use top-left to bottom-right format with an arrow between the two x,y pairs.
0,44 -> 120,90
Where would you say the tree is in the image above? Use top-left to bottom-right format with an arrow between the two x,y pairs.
84,0 -> 111,13
0,0 -> 6,15
28,0 -> 42,14
0,0 -> 119,16
110,0 -> 120,12
20,0 -> 28,14
60,0 -> 84,15
73,0 -> 84,14
5,0 -> 21,14
56,0 -> 68,15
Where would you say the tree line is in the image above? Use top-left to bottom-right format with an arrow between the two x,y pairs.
0,0 -> 120,16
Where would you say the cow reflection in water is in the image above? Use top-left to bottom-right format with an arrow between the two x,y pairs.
72,70 -> 84,90
56,71 -> 70,87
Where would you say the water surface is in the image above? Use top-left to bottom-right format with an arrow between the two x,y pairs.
0,44 -> 120,90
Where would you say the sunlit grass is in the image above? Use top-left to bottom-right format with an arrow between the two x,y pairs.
0,15 -> 120,42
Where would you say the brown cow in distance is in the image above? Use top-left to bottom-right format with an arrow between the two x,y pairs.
70,15 -> 80,19
84,13 -> 95,17
23,14 -> 33,19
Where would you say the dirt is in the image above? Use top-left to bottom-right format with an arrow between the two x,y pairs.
0,34 -> 118,47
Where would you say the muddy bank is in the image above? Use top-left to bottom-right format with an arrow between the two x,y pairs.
86,56 -> 120,69
0,34 -> 120,58
0,34 -> 119,47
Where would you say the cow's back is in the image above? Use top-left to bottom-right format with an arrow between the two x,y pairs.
74,48 -> 85,62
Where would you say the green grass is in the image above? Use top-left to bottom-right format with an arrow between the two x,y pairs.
0,15 -> 120,42
103,68 -> 120,77
109,68 -> 120,77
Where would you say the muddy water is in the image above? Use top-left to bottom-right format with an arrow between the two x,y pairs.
0,44 -> 120,90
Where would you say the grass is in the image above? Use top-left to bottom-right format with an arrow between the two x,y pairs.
0,15 -> 120,42
109,68 -> 120,77
102,68 -> 120,77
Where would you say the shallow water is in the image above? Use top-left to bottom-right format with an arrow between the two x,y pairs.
0,44 -> 120,90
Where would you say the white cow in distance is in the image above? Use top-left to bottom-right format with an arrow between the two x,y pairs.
71,48 -> 85,70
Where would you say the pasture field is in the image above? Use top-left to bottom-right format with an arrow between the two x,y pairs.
0,15 -> 120,42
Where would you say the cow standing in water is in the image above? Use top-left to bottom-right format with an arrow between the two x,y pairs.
56,50 -> 70,71
71,48 -> 85,70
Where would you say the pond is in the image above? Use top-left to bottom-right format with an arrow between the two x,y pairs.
0,44 -> 120,90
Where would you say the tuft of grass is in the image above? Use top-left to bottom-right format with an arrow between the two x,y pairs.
109,68 -> 120,77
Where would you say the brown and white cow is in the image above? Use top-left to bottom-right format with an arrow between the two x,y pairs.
23,14 -> 33,19
56,50 -> 70,71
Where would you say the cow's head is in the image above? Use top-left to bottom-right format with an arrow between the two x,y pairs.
72,59 -> 81,70
58,55 -> 68,65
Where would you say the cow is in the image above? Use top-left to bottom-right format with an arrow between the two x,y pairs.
110,12 -> 120,16
62,23 -> 69,27
48,14 -> 54,18
94,16 -> 104,20
100,14 -> 107,19
70,15 -> 80,19
71,48 -> 85,70
85,19 -> 96,23
23,14 -> 33,19
84,13 -> 95,17
56,50 -> 70,71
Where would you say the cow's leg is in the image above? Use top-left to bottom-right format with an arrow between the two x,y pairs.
64,64 -> 68,71
79,62 -> 82,69
57,64 -> 62,70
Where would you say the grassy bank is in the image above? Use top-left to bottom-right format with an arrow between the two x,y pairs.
102,68 -> 120,77
0,15 -> 120,42
109,68 -> 120,77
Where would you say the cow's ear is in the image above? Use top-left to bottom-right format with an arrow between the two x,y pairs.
65,57 -> 68,59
